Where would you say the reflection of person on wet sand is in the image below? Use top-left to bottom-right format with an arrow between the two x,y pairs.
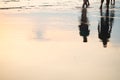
79,8 -> 90,42
98,7 -> 115,48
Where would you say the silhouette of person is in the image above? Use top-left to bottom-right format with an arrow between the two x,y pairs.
78,8 -> 90,43
100,0 -> 110,9
82,0 -> 90,8
98,7 -> 115,48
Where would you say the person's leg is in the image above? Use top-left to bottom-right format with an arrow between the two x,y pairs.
111,0 -> 115,5
82,0 -> 86,8
106,0 -> 110,5
113,0 -> 115,5
100,0 -> 104,9
106,0 -> 110,9
84,0 -> 88,7
85,1 -> 88,8
82,0 -> 88,8
111,0 -> 113,5
87,0 -> 90,6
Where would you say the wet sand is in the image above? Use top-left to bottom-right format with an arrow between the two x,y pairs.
0,0 -> 120,80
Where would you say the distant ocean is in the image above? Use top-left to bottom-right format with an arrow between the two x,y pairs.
0,0 -> 120,12
0,0 -> 98,9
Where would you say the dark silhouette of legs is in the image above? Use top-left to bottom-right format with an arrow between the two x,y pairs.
82,0 -> 90,8
106,0 -> 110,8
111,0 -> 115,5
100,0 -> 110,9
100,0 -> 104,9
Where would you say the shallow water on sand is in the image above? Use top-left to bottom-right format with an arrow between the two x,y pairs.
0,0 -> 120,80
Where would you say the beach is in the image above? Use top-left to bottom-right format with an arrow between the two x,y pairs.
0,0 -> 120,80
